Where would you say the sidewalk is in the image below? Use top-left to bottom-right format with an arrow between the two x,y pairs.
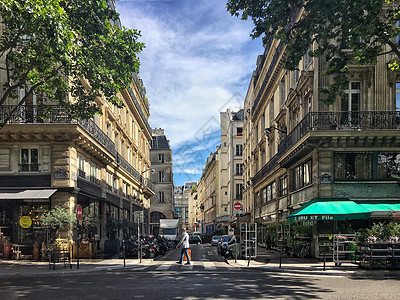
226,246 -> 400,277
0,258 -> 153,279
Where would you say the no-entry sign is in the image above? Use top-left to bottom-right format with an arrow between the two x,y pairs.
234,202 -> 242,210
76,205 -> 83,220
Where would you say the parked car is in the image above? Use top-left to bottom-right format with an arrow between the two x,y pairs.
211,235 -> 221,246
189,235 -> 202,244
217,235 -> 234,255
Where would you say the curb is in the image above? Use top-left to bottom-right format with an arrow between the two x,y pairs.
0,259 -> 154,279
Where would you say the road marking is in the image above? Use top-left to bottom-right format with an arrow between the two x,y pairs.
156,262 -> 172,271
203,262 -> 216,270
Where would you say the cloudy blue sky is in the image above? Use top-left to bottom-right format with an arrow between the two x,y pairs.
116,0 -> 263,185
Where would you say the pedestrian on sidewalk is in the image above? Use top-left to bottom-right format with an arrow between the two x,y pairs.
176,228 -> 190,265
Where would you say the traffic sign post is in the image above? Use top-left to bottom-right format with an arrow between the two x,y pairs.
234,202 -> 242,215
76,204 -> 83,269
76,205 -> 82,220
234,202 -> 242,210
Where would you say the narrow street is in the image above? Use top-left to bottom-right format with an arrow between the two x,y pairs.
1,244 -> 400,299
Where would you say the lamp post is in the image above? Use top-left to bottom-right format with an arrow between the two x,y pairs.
264,126 -> 287,135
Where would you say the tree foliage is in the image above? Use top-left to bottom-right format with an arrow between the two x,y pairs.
227,0 -> 400,104
0,0 -> 144,125
39,205 -> 75,230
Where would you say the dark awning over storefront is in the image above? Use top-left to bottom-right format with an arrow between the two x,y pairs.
0,189 -> 57,200
287,198 -> 400,222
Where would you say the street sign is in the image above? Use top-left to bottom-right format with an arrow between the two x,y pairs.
134,211 -> 144,223
234,202 -> 242,210
76,205 -> 83,220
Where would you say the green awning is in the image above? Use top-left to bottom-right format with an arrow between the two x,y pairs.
287,198 -> 371,222
356,201 -> 400,218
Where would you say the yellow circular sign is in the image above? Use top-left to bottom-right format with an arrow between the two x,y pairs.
19,216 -> 32,229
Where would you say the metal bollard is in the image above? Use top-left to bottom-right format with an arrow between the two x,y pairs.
123,240 -> 126,267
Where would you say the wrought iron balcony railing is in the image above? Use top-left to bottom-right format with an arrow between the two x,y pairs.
0,105 -> 116,157
116,153 -> 142,182
278,111 -> 400,155
143,177 -> 155,191
0,105 -> 155,192
252,111 -> 400,185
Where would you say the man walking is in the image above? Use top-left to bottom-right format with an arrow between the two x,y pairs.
176,228 -> 191,265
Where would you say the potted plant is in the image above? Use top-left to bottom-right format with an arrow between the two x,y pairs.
39,205 -> 75,248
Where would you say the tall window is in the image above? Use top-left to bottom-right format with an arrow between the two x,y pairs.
113,176 -> 119,192
341,82 -> 361,124
280,79 -> 285,106
115,133 -> 119,153
237,127 -> 243,136
334,153 -> 372,180
279,175 -> 288,197
303,50 -> 311,69
235,144 -> 243,156
292,70 -> 299,87
396,82 -> 400,111
377,153 -> 400,179
291,160 -> 312,190
269,97 -> 274,123
21,148 -> 38,171
158,154 -> 164,163
159,191 -> 165,203
236,183 -> 243,199
236,163 -> 243,175
158,171 -> 164,182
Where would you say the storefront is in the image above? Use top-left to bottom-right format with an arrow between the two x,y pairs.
286,198 -> 400,258
0,189 -> 56,256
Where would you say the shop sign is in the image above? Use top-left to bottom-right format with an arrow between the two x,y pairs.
19,216 -> 32,228
294,215 -> 334,221
54,169 -> 68,180
320,174 -> 332,184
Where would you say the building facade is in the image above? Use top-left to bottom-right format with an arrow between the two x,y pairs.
149,128 -> 174,236
244,8 -> 400,254
197,151 -> 218,234
218,109 -> 245,230
0,11 -> 154,256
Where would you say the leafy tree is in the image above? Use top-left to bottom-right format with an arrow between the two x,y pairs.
39,205 -> 75,243
0,0 -> 144,127
227,0 -> 400,104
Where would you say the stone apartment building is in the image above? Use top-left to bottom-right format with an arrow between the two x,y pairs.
149,128 -> 174,236
197,151 -> 218,234
243,7 -> 400,252
218,109 -> 244,230
0,14 -> 154,256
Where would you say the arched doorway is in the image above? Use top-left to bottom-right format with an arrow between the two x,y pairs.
150,211 -> 166,236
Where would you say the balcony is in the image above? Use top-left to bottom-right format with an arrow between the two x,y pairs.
116,153 -> 141,182
0,105 -> 116,158
252,111 -> 400,185
279,111 -> 400,155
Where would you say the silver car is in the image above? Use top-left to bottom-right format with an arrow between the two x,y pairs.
211,235 -> 221,246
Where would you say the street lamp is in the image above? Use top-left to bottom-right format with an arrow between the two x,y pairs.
264,126 -> 287,135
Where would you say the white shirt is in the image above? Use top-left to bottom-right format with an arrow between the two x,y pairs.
179,232 -> 190,249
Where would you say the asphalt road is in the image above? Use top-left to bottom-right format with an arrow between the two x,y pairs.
1,244 -> 400,300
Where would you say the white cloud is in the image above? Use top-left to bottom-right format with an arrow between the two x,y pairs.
116,0 -> 262,184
